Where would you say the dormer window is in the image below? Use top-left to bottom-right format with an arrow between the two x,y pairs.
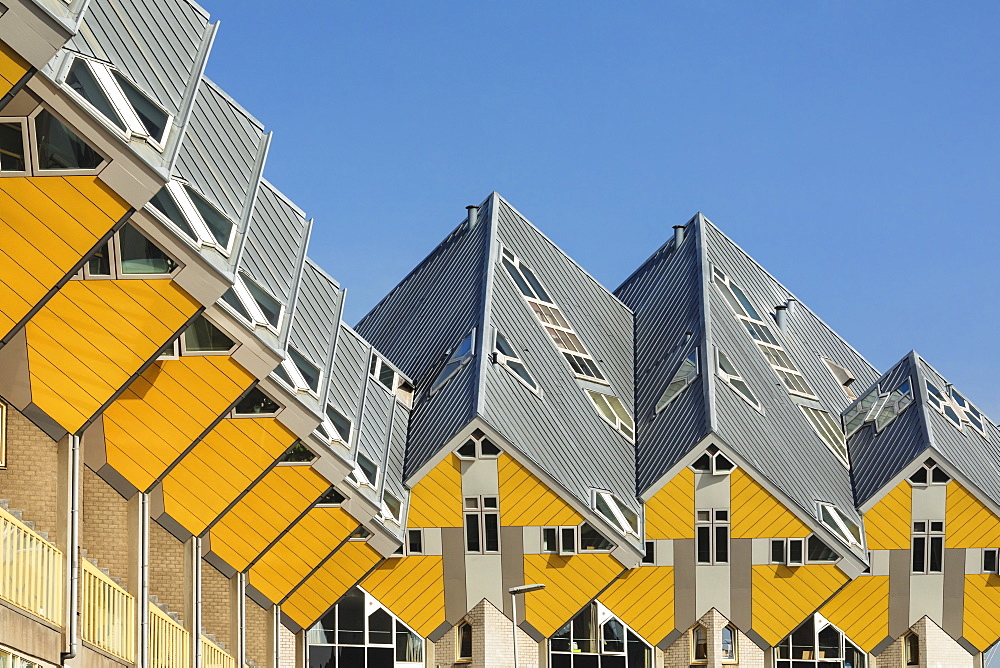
455,431 -> 502,460
221,272 -> 284,332
656,350 -> 698,413
368,354 -> 412,405
690,445 -> 736,475
818,502 -> 862,549
146,181 -> 236,254
822,358 -> 857,400
593,490 -> 639,536
587,390 -> 635,441
431,330 -> 474,395
843,379 -> 913,438
908,458 -> 950,486
493,331 -> 537,391
274,347 -> 321,395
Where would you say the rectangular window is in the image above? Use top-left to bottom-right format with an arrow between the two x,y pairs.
465,496 -> 499,554
912,520 -> 944,573
560,527 -> 577,556
407,529 -> 423,555
696,508 -> 729,564
542,527 -> 558,553
771,539 -> 786,565
984,549 -> 998,574
642,541 -> 655,565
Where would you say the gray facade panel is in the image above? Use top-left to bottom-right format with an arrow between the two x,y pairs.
402,362 -> 478,480
383,401 -> 409,505
288,261 -> 343,370
357,381 -> 393,474
327,326 -> 370,425
242,182 -> 310,305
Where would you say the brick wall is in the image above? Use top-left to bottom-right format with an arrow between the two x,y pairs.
875,635 -> 903,668
277,623 -> 295,668
149,520 -> 187,621
874,617 -> 974,668
201,560 -> 231,648
245,595 -> 270,668
432,599 -> 539,668
0,405 -> 60,542
81,466 -> 130,584
662,609 -> 764,668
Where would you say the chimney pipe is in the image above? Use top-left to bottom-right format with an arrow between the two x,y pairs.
673,224 -> 686,246
466,205 -> 479,227
785,298 -> 797,316
775,304 -> 788,332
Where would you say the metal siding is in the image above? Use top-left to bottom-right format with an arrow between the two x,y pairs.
288,262 -> 343,369
173,79 -> 265,222
327,325 -> 370,425
402,360 -> 478,480
358,381 -> 392,471
383,401 -> 409,504
242,182 -> 310,305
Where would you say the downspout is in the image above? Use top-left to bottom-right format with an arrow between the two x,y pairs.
191,537 -> 203,668
61,433 -> 82,662
139,492 -> 150,668
237,573 -> 247,668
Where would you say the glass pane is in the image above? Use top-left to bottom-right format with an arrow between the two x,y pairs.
495,332 -> 516,356
315,487 -> 345,505
336,647 -> 362,664
234,387 -> 280,415
458,623 -> 473,659
183,316 -> 234,352
642,541 -> 654,564
465,514 -> 480,552
407,530 -> 422,554
480,439 -> 501,456
484,513 -> 499,551
87,241 -> 113,276
561,527 -> 576,554
602,618 -> 624,653
572,608 -> 596,653
627,630 -> 651,668
368,608 -> 392,645
931,467 -> 950,483
579,523 -> 614,551
119,224 -> 178,274
715,526 -> 729,563
772,539 -> 786,564
308,645 -> 334,668
35,110 -> 103,170
697,526 -> 711,563
909,467 -> 928,484
789,539 -> 803,564
729,282 -> 761,320
289,348 -> 320,391
326,406 -> 352,442
185,185 -> 234,248
243,276 -> 282,328
807,536 -> 838,562
0,122 -> 26,171
693,625 -> 708,659
66,60 -> 125,131
222,288 -> 253,321
912,537 -> 926,572
503,258 -> 534,298
929,536 -> 943,572
280,442 -> 315,464
337,589 -> 364,645
721,625 -> 737,660
457,440 -> 476,458
790,617 -> 814,659
818,625 -> 841,659
692,453 -> 712,471
395,622 -> 423,662
358,454 -> 378,485
149,187 -> 197,239
111,69 -> 169,142
519,263 -> 551,302
378,362 -> 395,389
366,647 -> 393,668
542,528 -> 558,552
551,622 -> 571,652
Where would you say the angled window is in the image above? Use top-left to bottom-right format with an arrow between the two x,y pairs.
64,57 -> 170,146
455,431 -> 503,460
800,406 -> 848,465
844,379 -> 913,437
908,458 -> 950,486
315,487 -> 345,506
912,520 -> 945,574
81,224 -> 180,280
181,316 -> 235,354
550,603 -> 652,666
148,187 -> 197,240
818,503 -> 863,549
278,442 -> 316,465
223,273 -> 284,332
656,350 -> 699,412
352,453 -> 379,488
593,490 -> 639,536
0,119 -> 28,173
806,535 -> 839,562
774,615 -> 866,667
368,354 -> 411,406
690,445 -> 736,475
348,526 -> 372,541
457,622 -> 472,662
721,624 -> 738,663
903,632 -> 919,666
282,347 -> 321,394
716,350 -> 761,410
578,522 -> 615,552
381,492 -> 402,524
431,330 -> 474,394
691,624 -> 708,663
696,508 -> 729,564
33,109 -> 104,171
823,358 -> 857,400
146,181 -> 237,253
925,380 -> 963,429
306,587 -> 423,664
493,331 -> 538,390
587,390 -> 635,441
232,387 -> 280,417
949,386 -> 987,436
242,274 -> 282,329
185,185 -> 235,248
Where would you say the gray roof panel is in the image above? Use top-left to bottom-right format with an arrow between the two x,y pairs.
242,181 -> 311,306
288,260 -> 344,373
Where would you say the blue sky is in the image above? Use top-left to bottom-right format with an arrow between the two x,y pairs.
202,1 -> 999,417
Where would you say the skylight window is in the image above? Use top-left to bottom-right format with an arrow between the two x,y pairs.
431,331 -> 474,394
321,405 -> 352,445
351,453 -> 379,488
593,490 -> 639,536
818,502 -> 862,549
381,492 -> 402,524
843,379 -> 913,438
80,224 -> 179,279
181,315 -> 235,354
64,57 -> 170,147
924,380 -> 982,434
145,181 -> 237,254
587,390 -> 635,441
493,332 -> 537,391
800,406 -> 848,465
221,272 -> 284,333
656,350 -> 698,412
949,387 -> 987,436
716,350 -> 760,410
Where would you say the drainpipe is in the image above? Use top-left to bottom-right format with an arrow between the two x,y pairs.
138,493 -> 150,668
61,433 -> 81,663
237,573 -> 247,668
191,537 -> 202,668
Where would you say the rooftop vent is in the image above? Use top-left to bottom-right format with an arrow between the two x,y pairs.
775,304 -> 788,332
673,224 -> 686,246
466,205 -> 479,228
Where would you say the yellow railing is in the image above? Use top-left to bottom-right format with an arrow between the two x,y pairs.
0,505 -> 62,624
201,635 -> 235,668
149,604 -> 189,668
81,560 -> 135,661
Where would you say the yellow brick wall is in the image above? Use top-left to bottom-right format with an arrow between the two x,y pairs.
149,520 -> 186,621
81,465 -> 130,584
0,404 -> 60,541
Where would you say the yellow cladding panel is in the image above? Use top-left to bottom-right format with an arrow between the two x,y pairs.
498,454 -> 583,527
104,355 -> 256,492
26,280 -> 200,433
0,40 -> 29,92
281,541 -> 382,629
751,564 -> 849,646
863,481 -> 912,550
600,567 -> 674,645
947,482 -> 1000,549
644,468 -> 694,540
406,454 -> 462,528
731,468 -> 810,539
249,507 -> 359,605
523,553 -> 624,638
209,466 -> 329,572
362,556 -> 444,639
163,417 -> 298,535
820,576 -> 889,653
0,176 -> 128,339
964,574 -> 1000,651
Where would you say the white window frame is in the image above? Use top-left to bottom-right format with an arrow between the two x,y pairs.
318,404 -> 352,447
770,537 -> 805,566
369,354 -> 412,406
406,528 -> 424,555
380,491 -> 403,525
61,56 -> 173,151
430,330 -> 475,396
689,446 -> 737,476
229,387 -> 283,419
350,453 -> 379,489
27,106 -> 107,176
145,180 -> 238,256
593,490 -> 639,537
656,349 -> 699,413
273,347 -> 322,397
587,390 -> 635,442
818,502 -> 863,549
715,349 -> 762,411
492,330 -> 540,394
76,224 -> 181,281
223,272 -> 283,334
907,458 -> 951,486
911,519 -> 944,574
982,548 -> 998,574
949,386 -> 988,437
464,495 -> 500,555
695,508 -> 729,565
0,117 -> 30,177
799,405 -> 849,466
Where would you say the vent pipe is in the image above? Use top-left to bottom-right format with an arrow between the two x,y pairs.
775,304 -> 788,332
673,224 -> 686,246
466,205 -> 479,227
785,298 -> 798,316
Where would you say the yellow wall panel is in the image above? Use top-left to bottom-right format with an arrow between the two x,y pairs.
249,507 -> 359,605
0,176 -> 128,340
163,417 -> 298,535
0,41 -> 29,92
362,556 -> 444,638
281,541 -> 382,629
523,553 -> 624,638
731,468 -> 810,539
103,355 -> 255,491
600,567 -> 674,645
863,481 -> 912,550
209,466 -> 329,572
498,454 -> 583,527
947,482 -> 1000,548
406,454 -> 462,528
964,574 -> 1000,651
820,575 -> 889,653
26,279 -> 199,433
751,564 -> 849,646
644,468 -> 694,540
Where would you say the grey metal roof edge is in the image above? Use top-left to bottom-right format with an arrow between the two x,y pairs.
695,214 -> 718,435
230,130 -> 272,268
315,288 -> 348,405
303,256 -> 343,291
165,21 -> 217,173
198,76 -> 267,133
472,192 -> 501,416
258,177 -> 310,220
699,215 -> 880,375
909,351 -> 939,454
23,0 -> 77,34
494,192 -> 633,314
914,351 -> 999,429
279,216 -> 314,349
614,212 -> 700,295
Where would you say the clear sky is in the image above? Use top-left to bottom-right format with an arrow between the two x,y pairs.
201,1 -> 999,417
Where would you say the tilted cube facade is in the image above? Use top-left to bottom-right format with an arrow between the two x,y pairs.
0,1 -> 998,668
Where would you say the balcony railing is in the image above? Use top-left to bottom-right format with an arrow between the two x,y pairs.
0,505 -> 62,624
81,559 -> 136,661
149,604 -> 189,668
201,635 -> 236,668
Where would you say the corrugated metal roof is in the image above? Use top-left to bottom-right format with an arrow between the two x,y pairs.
242,181 -> 311,307
288,260 -> 344,378
327,325 -> 370,426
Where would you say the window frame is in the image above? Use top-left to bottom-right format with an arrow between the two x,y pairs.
380,491 -> 403,525
586,390 -> 636,442
592,489 -> 639,537
492,330 -> 540,394
655,349 -> 699,413
691,623 -> 708,664
689,445 -> 737,476
0,401 -> 6,469
907,458 -> 951,487
456,621 -> 473,663
818,502 -> 863,550
911,519 -> 945,574
770,537 -> 805,566
28,106 -> 108,175
430,330 -> 475,396
696,508 -> 730,565
320,404 -> 353,447
715,349 -> 762,411
721,623 -> 738,663
464,495 -> 500,555
229,387 -> 283,419
78,224 -> 181,281
903,632 -> 919,666
178,314 -> 238,357
226,272 -> 284,334
0,117 -> 30,176
145,180 -> 238,256
351,453 -> 379,489
406,528 -> 424,555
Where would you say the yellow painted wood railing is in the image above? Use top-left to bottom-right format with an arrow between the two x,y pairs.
0,504 -> 62,624
81,559 -> 136,661
201,635 -> 236,668
149,604 -> 189,668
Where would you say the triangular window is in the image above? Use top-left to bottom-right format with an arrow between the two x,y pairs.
221,272 -> 284,332
145,181 -> 237,254
278,442 -> 316,464
181,315 -> 235,354
232,387 -> 280,417
843,379 -> 913,438
656,350 -> 698,412
34,110 -> 104,171
593,490 -> 639,536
